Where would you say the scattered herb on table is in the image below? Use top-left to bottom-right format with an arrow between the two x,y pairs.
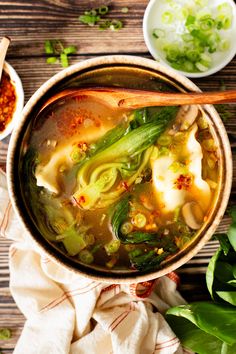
0,328 -> 11,340
165,206 -> 236,354
79,5 -> 124,31
44,40 -> 77,68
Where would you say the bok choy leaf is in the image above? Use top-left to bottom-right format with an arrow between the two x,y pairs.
73,106 -> 177,209
110,194 -> 178,271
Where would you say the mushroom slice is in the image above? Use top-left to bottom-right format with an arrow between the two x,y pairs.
182,201 -> 204,230
176,105 -> 199,131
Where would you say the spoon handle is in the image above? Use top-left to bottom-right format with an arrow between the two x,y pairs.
0,36 -> 11,82
118,90 -> 236,109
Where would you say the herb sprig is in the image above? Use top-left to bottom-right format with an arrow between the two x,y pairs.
44,40 -> 77,68
79,5 -> 124,31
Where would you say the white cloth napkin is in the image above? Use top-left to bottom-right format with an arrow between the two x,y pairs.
0,168 -> 190,354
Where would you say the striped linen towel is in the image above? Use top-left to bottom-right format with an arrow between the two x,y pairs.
0,168 -> 192,354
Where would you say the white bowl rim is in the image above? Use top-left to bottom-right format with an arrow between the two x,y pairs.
143,0 -> 236,78
0,61 -> 24,141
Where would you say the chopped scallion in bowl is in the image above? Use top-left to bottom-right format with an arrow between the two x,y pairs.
143,0 -> 236,77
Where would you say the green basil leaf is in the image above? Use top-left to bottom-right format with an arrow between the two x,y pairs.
166,314 -> 223,354
216,234 -> 231,256
206,248 -> 221,298
220,342 -> 236,354
216,291 -> 236,306
227,279 -> 236,287
215,262 -> 234,283
233,264 -> 236,278
228,206 -> 236,223
166,302 -> 236,345
227,222 -> 236,252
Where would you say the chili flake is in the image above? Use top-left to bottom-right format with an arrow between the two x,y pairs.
0,72 -> 16,132
174,174 -> 193,190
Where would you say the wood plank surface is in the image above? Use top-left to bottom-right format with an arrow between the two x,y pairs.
0,0 -> 236,352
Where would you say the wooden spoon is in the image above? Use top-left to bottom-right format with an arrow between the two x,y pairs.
39,86 -> 236,113
0,36 -> 11,82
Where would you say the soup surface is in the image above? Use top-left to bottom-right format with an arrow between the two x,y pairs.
22,91 -> 219,272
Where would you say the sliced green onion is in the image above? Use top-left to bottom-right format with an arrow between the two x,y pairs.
0,328 -> 11,340
99,20 -> 111,30
161,11 -> 174,24
216,14 -> 232,30
195,62 -> 208,72
79,14 -> 100,26
121,7 -> 129,14
98,5 -> 109,15
83,233 -> 95,246
110,19 -> 123,31
104,240 -> 121,255
217,2 -> 232,14
70,146 -> 86,163
121,222 -> 133,235
198,15 -> 215,30
219,39 -> 230,51
79,249 -> 94,264
173,207 -> 181,222
132,213 -> 147,228
153,1 -> 233,74
181,33 -> 193,42
157,134 -> 172,146
185,15 -> 196,26
152,28 -> 165,39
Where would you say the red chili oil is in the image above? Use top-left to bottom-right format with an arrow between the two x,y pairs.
0,71 -> 16,132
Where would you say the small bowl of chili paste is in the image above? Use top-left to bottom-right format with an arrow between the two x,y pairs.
0,61 -> 24,141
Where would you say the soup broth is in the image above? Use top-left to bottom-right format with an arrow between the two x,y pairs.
22,90 -> 219,272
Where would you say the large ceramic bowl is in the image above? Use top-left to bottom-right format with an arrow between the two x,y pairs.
7,55 -> 232,283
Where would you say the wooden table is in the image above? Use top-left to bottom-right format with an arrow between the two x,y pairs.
0,1 -> 236,352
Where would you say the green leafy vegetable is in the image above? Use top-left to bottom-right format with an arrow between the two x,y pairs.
167,302 -> 236,345
62,225 -> 86,256
73,106 -> 176,209
79,249 -> 94,264
166,208 -> 236,354
44,40 -> 77,68
129,249 -> 169,271
110,194 -> 178,271
166,311 -> 233,354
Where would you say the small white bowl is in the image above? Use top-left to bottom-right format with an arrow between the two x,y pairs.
143,0 -> 236,78
0,61 -> 24,141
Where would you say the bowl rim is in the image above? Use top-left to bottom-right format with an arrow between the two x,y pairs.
142,0 -> 236,78
0,61 -> 24,141
7,55 -> 233,283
